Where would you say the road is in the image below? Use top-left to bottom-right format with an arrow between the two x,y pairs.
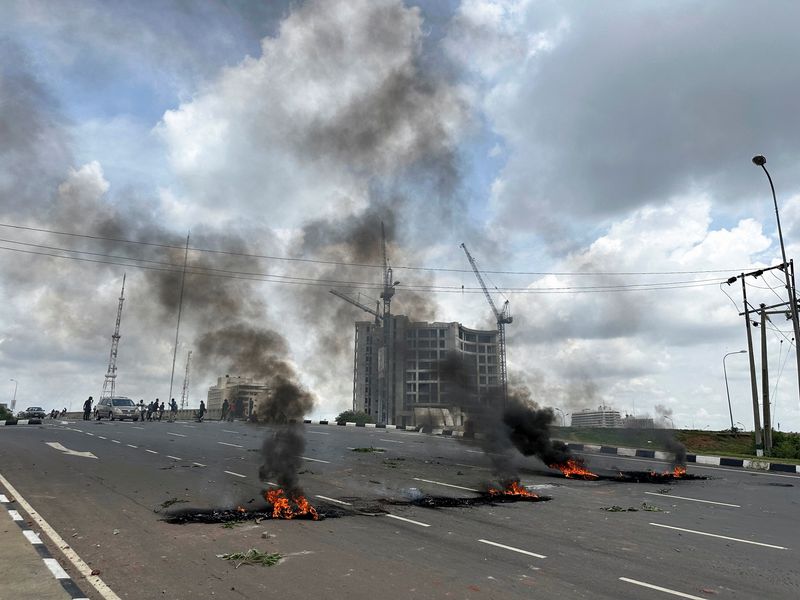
0,419 -> 798,599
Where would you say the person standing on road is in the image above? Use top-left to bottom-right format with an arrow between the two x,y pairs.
220,398 -> 229,422
83,396 -> 93,421
197,400 -> 206,422
158,401 -> 165,421
138,400 -> 145,422
169,398 -> 178,422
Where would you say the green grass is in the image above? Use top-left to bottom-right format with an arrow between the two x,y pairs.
218,549 -> 281,568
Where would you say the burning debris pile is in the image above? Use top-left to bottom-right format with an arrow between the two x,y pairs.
385,481 -> 549,509
610,466 -> 706,483
266,488 -> 318,520
163,494 -> 340,525
549,458 -> 599,480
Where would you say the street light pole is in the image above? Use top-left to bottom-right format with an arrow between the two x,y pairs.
723,350 -> 747,432
753,155 -> 800,410
9,379 -> 18,412
553,407 -> 566,427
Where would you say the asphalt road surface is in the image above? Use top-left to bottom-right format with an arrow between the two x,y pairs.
1,419 -> 798,599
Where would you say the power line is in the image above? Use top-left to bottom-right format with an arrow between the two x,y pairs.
0,221 -> 761,277
0,244 -> 724,294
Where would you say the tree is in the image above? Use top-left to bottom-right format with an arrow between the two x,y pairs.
335,410 -> 373,425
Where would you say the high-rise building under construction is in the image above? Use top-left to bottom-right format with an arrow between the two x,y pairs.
353,316 -> 500,427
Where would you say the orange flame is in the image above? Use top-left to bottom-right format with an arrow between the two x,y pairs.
265,489 -> 319,520
487,480 -> 539,498
236,506 -> 247,513
550,458 -> 599,479
673,465 -> 686,478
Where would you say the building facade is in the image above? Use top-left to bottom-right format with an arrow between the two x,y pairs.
207,375 -> 268,419
570,406 -> 623,428
353,316 -> 500,427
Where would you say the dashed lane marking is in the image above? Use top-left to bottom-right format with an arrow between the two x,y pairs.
386,514 -> 430,527
127,444 -> 138,448
97,436 -> 107,440
224,470 -> 247,478
378,438 -> 404,444
166,455 -> 182,461
413,477 -> 479,492
644,492 -> 740,508
145,449 -> 158,454
0,494 -> 8,502
166,432 -> 186,437
193,462 -> 206,467
649,523 -> 788,549
112,440 -> 120,444
309,431 -> 330,435
217,441 -> 243,448
222,430 -> 238,434
85,432 -> 94,436
619,577 -> 708,600
9,509 -> 23,521
301,456 -> 331,464
0,471 -> 122,599
315,495 -> 352,506
478,539 -> 546,559
132,426 -> 144,430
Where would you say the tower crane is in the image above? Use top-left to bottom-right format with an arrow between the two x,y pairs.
179,350 -> 192,410
100,274 -> 126,402
329,290 -> 382,323
460,243 -> 512,405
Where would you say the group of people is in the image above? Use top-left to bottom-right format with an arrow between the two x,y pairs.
136,398 -> 179,422
49,408 -> 67,419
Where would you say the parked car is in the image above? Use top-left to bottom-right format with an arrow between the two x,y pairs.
95,397 -> 139,421
19,406 -> 46,419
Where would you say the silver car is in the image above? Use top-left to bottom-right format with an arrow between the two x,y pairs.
95,397 -> 139,421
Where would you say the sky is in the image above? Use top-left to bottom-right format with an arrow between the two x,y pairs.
2,0 -> 800,431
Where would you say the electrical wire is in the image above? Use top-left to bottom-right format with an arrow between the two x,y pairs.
0,221 -> 761,277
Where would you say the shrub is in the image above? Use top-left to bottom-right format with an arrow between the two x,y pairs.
335,410 -> 373,425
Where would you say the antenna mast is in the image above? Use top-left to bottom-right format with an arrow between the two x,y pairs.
179,350 -> 192,409
100,274 -> 126,401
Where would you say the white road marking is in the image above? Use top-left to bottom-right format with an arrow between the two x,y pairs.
145,449 -> 158,454
23,529 -> 43,544
85,432 -> 94,436
619,577 -> 708,600
413,477 -> 479,492
166,432 -> 186,437
0,471 -> 122,600
465,450 -> 482,454
649,523 -> 788,549
265,481 -> 279,487
0,494 -> 8,502
132,426 -> 144,430
217,441 -> 243,448
193,462 -> 206,467
126,444 -> 138,448
301,456 -> 331,463
644,492 -> 740,508
224,470 -> 247,478
378,438 -> 404,444
315,495 -> 352,506
111,440 -> 121,444
166,455 -> 182,461
386,514 -> 430,527
454,463 -> 490,470
9,509 -> 23,521
43,558 -> 70,579
309,431 -> 330,435
222,430 -> 238,434
478,539 -> 546,559
45,442 -> 97,459
97,436 -> 107,440
182,425 -> 196,428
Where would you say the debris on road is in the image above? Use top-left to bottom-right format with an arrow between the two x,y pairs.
218,549 -> 282,568
160,497 -> 189,509
351,447 -> 385,453
601,505 -> 637,512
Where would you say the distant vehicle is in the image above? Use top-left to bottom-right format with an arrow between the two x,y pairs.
95,397 -> 139,421
19,406 -> 46,419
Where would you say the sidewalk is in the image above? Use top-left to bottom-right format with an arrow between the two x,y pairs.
0,493 -> 88,600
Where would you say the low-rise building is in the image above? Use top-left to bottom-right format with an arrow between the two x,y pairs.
570,406 -> 623,428
207,375 -> 268,419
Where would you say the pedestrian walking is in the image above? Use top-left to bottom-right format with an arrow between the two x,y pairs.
169,398 -> 178,422
83,396 -> 93,421
196,400 -> 206,422
158,401 -> 165,421
220,398 -> 229,422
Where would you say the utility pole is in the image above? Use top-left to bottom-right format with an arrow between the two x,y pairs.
168,233 -> 190,404
100,274 -> 126,402
760,304 -> 772,455
741,276 -> 764,456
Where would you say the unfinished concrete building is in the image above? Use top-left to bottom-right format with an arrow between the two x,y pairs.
353,316 -> 500,427
207,375 -> 268,419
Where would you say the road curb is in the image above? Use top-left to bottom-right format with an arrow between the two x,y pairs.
561,440 -> 800,474
0,418 -> 43,426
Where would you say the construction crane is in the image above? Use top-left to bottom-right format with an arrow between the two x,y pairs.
179,350 -> 192,410
460,243 -> 512,404
329,290 -> 382,323
380,221 -> 398,319
100,274 -> 126,402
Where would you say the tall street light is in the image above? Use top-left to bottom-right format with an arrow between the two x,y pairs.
752,155 -> 800,407
9,379 -> 18,412
723,350 -> 747,432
